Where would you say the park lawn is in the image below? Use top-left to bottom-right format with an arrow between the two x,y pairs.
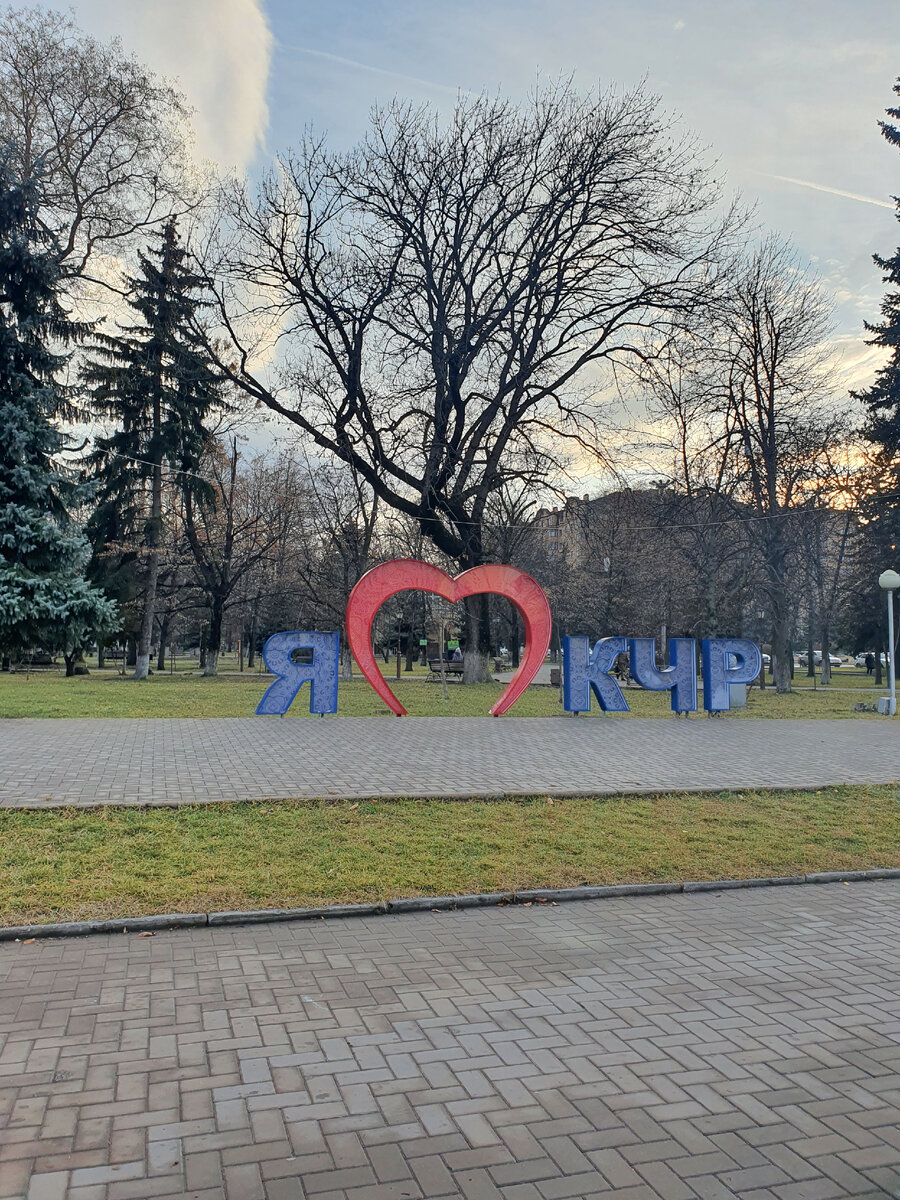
792,669 -> 883,690
0,669 -> 886,719
0,785 -> 897,926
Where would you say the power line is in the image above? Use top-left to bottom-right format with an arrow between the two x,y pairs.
487,504 -> 851,536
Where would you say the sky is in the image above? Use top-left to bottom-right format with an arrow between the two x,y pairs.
38,0 -> 900,399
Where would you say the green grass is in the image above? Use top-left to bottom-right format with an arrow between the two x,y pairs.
791,667 -> 883,690
1,785 -> 897,925
0,668 -> 888,719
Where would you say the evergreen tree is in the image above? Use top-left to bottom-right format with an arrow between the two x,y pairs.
856,79 -> 900,555
83,219 -> 225,679
0,151 -> 115,671
854,78 -> 900,677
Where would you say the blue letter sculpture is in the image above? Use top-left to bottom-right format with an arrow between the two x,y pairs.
629,638 -> 698,712
701,637 -> 762,711
563,636 -> 629,712
256,631 -> 340,715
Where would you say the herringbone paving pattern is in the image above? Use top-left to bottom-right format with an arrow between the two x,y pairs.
1,883 -> 898,1199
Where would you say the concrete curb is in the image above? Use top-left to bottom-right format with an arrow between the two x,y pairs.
2,870 -> 899,942
10,782 -> 898,811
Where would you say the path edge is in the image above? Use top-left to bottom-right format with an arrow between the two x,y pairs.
3,869 -> 899,942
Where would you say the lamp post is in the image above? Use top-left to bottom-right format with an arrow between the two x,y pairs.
878,569 -> 900,716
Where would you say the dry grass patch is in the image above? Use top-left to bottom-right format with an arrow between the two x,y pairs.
1,785 -> 897,925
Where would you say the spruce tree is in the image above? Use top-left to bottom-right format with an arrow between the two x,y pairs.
0,151 -> 115,671
83,219 -> 225,679
856,79 -> 900,555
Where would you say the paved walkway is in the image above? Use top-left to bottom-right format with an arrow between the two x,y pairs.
0,717 -> 898,808
2,883 -> 898,1199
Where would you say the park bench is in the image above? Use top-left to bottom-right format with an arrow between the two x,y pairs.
427,658 -> 464,679
10,653 -> 56,672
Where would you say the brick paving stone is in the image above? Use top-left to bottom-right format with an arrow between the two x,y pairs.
1,884 -> 899,1198
0,717 -> 899,808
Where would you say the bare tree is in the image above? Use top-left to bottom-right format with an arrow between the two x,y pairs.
204,83 -> 733,681
0,5 -> 195,284
291,456 -> 380,679
640,338 -> 755,639
713,238 -> 843,692
801,444 -> 861,685
182,442 -> 307,675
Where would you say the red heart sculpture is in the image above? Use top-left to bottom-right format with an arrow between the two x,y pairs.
346,560 -> 552,716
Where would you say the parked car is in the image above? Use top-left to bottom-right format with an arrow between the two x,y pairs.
797,651 -> 842,668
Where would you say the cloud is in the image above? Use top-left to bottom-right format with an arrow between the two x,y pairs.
49,0 -> 273,171
828,333 -> 889,395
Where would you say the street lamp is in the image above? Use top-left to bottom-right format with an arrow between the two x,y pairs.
878,569 -> 900,716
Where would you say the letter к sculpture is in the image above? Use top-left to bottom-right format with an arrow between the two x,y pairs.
563,636 -> 629,712
345,560 -> 553,716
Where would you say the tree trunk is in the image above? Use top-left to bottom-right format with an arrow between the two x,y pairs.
704,576 -> 719,639
126,635 -> 137,668
820,623 -> 831,685
97,644 -> 105,670
134,548 -> 159,679
64,652 -> 76,677
135,341 -> 165,680
509,604 -> 520,668
806,633 -> 815,677
341,638 -> 353,680
771,612 -> 793,694
404,626 -> 415,672
246,603 -> 257,668
766,540 -> 793,693
462,593 -> 492,684
156,614 -> 169,673
204,599 -> 224,676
